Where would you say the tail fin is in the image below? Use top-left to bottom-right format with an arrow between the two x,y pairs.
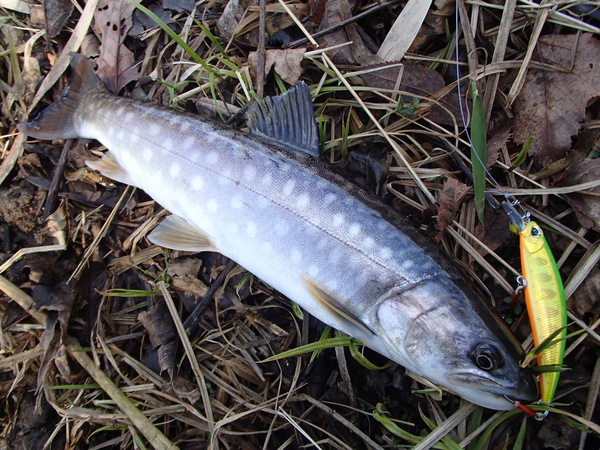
18,54 -> 104,140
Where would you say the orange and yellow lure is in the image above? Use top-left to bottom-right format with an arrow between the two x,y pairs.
519,220 -> 567,403
504,202 -> 567,404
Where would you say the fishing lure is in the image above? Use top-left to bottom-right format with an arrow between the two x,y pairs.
503,202 -> 567,403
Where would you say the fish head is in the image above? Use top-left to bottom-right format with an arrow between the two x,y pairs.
375,279 -> 538,410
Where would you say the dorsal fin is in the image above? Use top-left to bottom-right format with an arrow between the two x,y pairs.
246,82 -> 320,157
18,54 -> 104,140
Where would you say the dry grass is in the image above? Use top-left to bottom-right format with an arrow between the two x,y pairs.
1,0 -> 599,448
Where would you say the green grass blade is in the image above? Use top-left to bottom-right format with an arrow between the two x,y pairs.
124,0 -> 214,74
470,81 -> 487,223
262,336 -> 358,361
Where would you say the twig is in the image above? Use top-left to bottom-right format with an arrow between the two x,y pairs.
285,1 -> 395,49
183,258 -> 237,336
256,0 -> 266,98
43,139 -> 72,221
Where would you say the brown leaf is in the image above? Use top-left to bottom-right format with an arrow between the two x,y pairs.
568,270 -> 600,316
513,33 -> 600,163
139,301 -> 178,376
560,158 -> 600,230
317,0 -> 377,65
44,0 -> 74,38
436,178 -> 468,233
486,123 -> 512,168
361,63 -> 466,126
94,0 -> 140,94
249,49 -> 306,85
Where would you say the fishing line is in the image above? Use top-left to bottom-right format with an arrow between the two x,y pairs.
453,3 -> 567,410
453,5 -> 522,213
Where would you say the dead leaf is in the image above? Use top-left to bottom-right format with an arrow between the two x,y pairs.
409,0 -> 455,53
94,0 -> 140,94
560,158 -> 600,230
436,178 -> 468,234
486,124 -> 512,168
249,48 -> 306,85
568,270 -> 600,315
513,33 -> 600,163
139,301 -> 178,376
361,63 -> 466,126
317,0 -> 377,65
162,0 -> 195,13
44,0 -> 74,38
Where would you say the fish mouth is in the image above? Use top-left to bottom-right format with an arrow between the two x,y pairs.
448,371 -> 538,404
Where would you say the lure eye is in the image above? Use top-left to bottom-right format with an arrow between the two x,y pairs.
531,226 -> 542,237
471,342 -> 504,371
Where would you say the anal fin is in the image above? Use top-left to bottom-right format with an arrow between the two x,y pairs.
301,276 -> 375,336
86,152 -> 135,186
149,215 -> 217,253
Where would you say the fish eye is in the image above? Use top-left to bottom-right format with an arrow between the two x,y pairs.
531,226 -> 542,237
471,342 -> 504,371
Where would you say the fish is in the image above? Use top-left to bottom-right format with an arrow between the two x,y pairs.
19,54 -> 537,410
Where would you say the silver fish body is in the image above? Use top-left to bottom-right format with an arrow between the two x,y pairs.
19,54 -> 537,409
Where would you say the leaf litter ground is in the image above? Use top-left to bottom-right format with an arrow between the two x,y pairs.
1,0 -> 600,448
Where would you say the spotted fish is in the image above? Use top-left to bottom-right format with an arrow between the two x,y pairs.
19,54 -> 537,409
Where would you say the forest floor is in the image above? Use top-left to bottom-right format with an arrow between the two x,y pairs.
1,0 -> 600,448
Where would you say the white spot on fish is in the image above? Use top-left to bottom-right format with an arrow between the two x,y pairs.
262,241 -> 273,255
149,124 -> 161,136
328,248 -> 341,265
257,196 -> 269,209
332,214 -> 344,227
326,280 -> 339,291
231,195 -> 244,209
116,130 -> 125,141
261,173 -> 273,186
182,136 -> 195,150
206,152 -> 219,165
207,198 -> 218,213
246,221 -> 257,237
143,148 -> 153,162
296,193 -> 310,208
244,165 -> 256,181
348,223 -> 361,237
275,220 -> 289,236
191,175 -> 204,191
317,237 -> 328,250
164,139 -> 174,149
283,179 -> 296,196
107,127 -> 115,138
323,193 -> 337,206
380,247 -> 393,260
290,248 -> 302,264
179,121 -> 190,132
130,133 -> 140,144
169,163 -> 181,177
363,236 -> 375,249
226,221 -> 239,235
308,265 -> 320,277
124,112 -> 134,122
219,168 -> 233,186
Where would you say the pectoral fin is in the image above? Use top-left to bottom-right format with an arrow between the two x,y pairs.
86,152 -> 135,186
302,276 -> 375,336
149,215 -> 217,252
